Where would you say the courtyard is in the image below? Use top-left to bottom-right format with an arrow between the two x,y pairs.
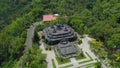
37,24 -> 105,68
39,34 -> 100,68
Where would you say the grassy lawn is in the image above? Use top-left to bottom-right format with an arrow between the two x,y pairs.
78,59 -> 93,64
52,59 -> 56,68
85,52 -> 93,60
61,64 -> 73,68
56,57 -> 71,64
75,54 -> 86,60
78,63 -> 95,68
78,52 -> 93,64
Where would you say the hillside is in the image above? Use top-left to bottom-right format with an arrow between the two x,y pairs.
0,0 -> 120,68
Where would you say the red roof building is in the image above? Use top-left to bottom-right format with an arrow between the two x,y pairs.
43,15 -> 57,22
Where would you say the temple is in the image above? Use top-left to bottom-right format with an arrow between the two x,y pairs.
43,24 -> 77,45
57,40 -> 77,56
43,24 -> 80,58
55,39 -> 80,58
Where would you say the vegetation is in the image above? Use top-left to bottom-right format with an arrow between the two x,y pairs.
85,52 -> 93,60
0,0 -> 120,68
33,31 -> 40,43
95,62 -> 102,68
19,45 -> 47,68
0,0 -> 31,31
107,34 -> 120,52
0,8 -> 44,68
90,40 -> 108,59
78,39 -> 82,44
56,57 -> 70,64
52,59 -> 56,68
62,64 -> 73,68
78,60 -> 93,65
0,1 -> 44,67
75,55 -> 85,60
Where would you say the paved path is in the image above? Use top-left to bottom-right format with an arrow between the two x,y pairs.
82,36 -> 107,68
40,43 -> 57,68
19,22 -> 41,68
81,38 -> 97,60
70,58 -> 79,67
25,22 -> 41,50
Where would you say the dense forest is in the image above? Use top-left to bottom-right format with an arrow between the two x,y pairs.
0,0 -> 120,68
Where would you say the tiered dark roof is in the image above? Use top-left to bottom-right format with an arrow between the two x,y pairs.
58,40 -> 77,56
43,24 -> 77,45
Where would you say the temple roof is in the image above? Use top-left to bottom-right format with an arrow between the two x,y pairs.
43,24 -> 77,45
43,24 -> 75,40
58,40 -> 77,56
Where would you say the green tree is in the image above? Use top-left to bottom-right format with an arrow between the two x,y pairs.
20,47 -> 47,68
107,34 -> 120,50
33,31 -> 39,43
90,22 -> 114,41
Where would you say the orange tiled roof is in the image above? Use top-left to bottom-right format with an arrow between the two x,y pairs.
43,15 -> 57,22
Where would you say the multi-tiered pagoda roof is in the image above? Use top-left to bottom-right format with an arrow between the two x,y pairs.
43,24 -> 77,45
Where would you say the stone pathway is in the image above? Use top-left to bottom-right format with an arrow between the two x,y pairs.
40,43 -> 59,68
70,58 -> 79,67
25,22 -> 41,51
